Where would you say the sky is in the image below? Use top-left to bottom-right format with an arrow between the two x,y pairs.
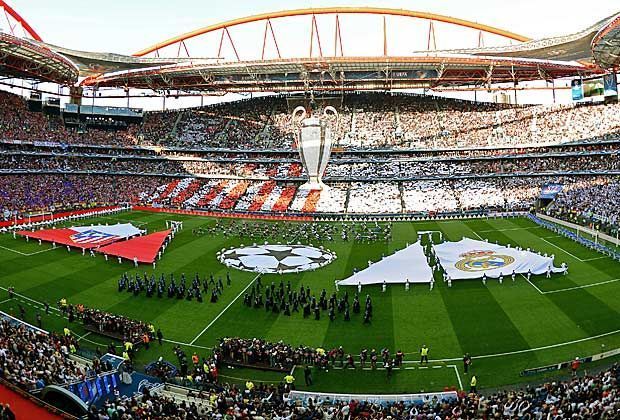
7,0 -> 617,54
2,0 -> 619,108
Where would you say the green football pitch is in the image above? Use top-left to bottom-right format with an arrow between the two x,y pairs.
1,211 -> 619,394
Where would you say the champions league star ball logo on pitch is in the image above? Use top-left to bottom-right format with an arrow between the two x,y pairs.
218,244 -> 336,274
455,250 -> 515,272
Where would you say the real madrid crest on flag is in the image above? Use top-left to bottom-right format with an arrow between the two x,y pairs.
455,250 -> 515,272
433,238 -> 565,280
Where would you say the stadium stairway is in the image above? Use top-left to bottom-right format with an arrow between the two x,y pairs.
343,184 -> 352,213
170,110 -> 185,138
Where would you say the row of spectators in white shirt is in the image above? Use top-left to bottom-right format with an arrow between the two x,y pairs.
3,90 -> 620,150
549,177 -> 620,228
2,152 -> 618,179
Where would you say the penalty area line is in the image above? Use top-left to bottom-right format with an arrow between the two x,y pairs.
471,231 -> 484,241
0,244 -> 55,256
189,274 -> 260,345
477,226 -> 543,233
401,327 -> 620,363
542,278 -> 620,294
581,256 -> 607,262
0,286 -> 61,311
520,274 -> 620,295
0,244 -> 29,256
539,237 -> 584,262
521,274 -> 544,295
449,365 -> 463,390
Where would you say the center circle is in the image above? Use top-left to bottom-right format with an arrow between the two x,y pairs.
217,244 -> 336,274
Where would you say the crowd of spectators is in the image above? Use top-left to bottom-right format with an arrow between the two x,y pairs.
0,91 -> 143,147
78,305 -> 153,344
215,337 -> 322,372
347,182 -> 402,213
547,177 -> 620,233
96,340 -> 620,419
0,174 -> 165,220
2,89 -> 620,220
93,387 -> 201,419
2,172 -> 619,218
1,146 -> 617,182
2,90 -> 620,151
0,318 -> 84,391
172,93 -> 620,151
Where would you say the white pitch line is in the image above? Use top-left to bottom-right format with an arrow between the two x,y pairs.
542,278 -> 620,294
2,276 -> 618,364
450,365 -> 463,390
217,374 -> 284,383
402,328 -> 620,363
539,237 -> 584,262
76,332 -> 91,342
163,337 -> 211,350
581,256 -> 607,262
189,274 -> 260,345
471,231 -> 484,241
478,227 -> 543,233
0,244 -> 29,256
0,286 -> 60,311
78,334 -> 121,348
0,244 -> 55,256
520,274 -> 620,295
25,248 -> 56,256
521,274 -> 544,295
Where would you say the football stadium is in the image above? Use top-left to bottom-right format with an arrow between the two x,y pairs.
0,0 -> 619,417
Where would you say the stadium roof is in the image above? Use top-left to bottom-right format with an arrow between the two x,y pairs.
37,43 -> 201,78
77,8 -> 618,92
441,12 -> 620,64
592,13 -> 620,69
0,32 -> 78,85
78,55 -> 590,92
1,5 -> 619,91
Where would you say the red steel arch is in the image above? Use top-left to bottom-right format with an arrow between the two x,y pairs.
134,7 -> 531,57
0,0 -> 42,41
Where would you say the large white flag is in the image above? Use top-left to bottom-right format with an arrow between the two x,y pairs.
337,242 -> 432,286
70,223 -> 143,244
433,237 -> 565,280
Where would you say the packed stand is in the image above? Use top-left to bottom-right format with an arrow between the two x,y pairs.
0,316 -> 90,391
0,174 -> 165,220
547,177 -> 620,233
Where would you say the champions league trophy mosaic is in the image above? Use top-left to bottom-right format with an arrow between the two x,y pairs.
291,99 -> 338,191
